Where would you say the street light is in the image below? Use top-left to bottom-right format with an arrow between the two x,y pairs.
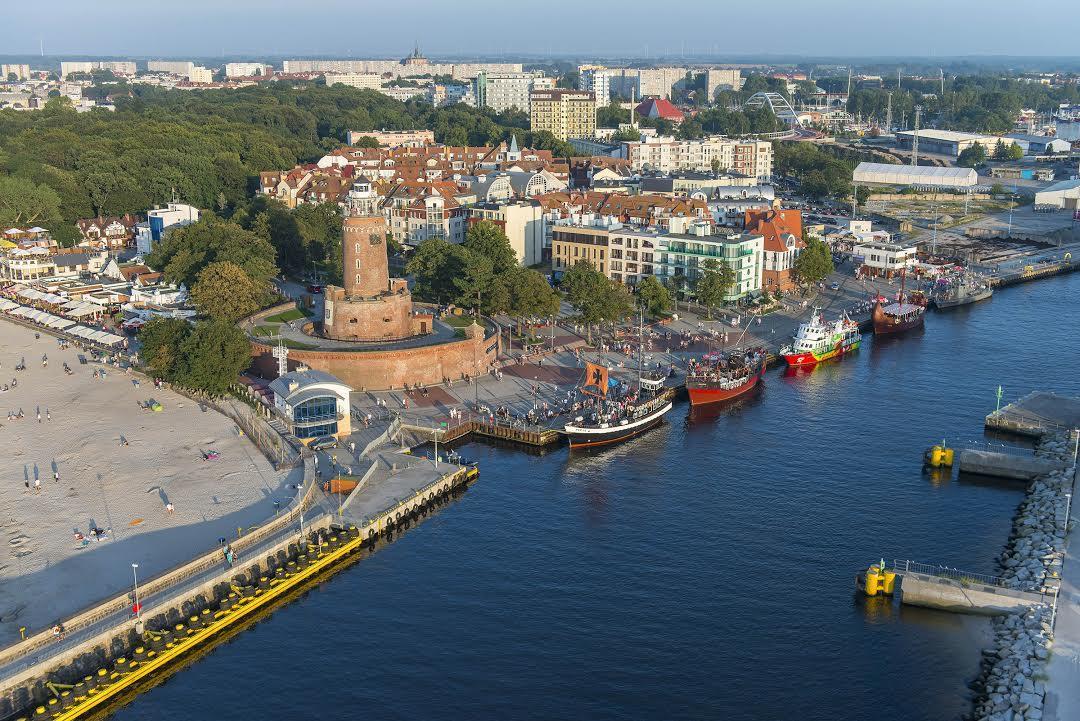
131,563 -> 141,620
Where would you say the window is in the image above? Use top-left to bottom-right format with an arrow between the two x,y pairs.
355,259 -> 361,269
355,274 -> 361,285
355,243 -> 361,253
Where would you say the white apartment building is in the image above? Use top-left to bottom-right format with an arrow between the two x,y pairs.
468,202 -> 545,267
1,64 -> 32,81
147,61 -> 195,76
578,66 -> 616,105
325,73 -> 382,90
623,136 -> 773,181
60,61 -> 136,78
473,72 -> 553,114
224,63 -> 269,78
188,67 -> 214,84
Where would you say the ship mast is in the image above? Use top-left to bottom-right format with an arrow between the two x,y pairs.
637,305 -> 644,388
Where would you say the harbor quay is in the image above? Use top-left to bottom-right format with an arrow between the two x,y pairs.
0,231 -> 1077,720
0,323 -> 477,716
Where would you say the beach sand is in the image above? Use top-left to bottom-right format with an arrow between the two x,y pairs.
0,319 -> 301,643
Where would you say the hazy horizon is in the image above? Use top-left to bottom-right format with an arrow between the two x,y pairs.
6,0 -> 1080,60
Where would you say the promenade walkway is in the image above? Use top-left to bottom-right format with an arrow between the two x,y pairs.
1044,463 -> 1080,721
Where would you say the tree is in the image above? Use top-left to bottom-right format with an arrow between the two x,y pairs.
992,139 -> 1009,161
694,260 -> 735,318
453,254 -> 496,317
506,268 -> 561,337
147,217 -> 277,298
175,320 -> 253,397
138,317 -> 191,379
561,261 -> 631,342
350,135 -> 382,149
957,143 -> 987,168
463,220 -> 518,275
406,237 -> 470,303
191,261 -> 262,321
792,236 -> 835,289
1005,142 -> 1024,161
610,127 -> 642,143
635,275 -> 671,317
0,176 -> 63,228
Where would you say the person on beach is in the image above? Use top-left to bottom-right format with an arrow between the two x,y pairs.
53,471 -> 59,483
33,479 -> 40,493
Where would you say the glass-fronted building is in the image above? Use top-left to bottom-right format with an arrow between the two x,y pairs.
268,369 -> 352,441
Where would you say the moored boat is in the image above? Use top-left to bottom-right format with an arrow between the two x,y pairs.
872,270 -> 925,335
686,346 -> 766,406
932,272 -> 994,309
780,309 -> 861,367
563,366 -> 672,448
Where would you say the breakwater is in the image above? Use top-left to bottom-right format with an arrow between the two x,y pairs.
970,432 -> 1076,721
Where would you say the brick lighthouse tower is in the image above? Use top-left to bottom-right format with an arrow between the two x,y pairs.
322,178 -> 431,341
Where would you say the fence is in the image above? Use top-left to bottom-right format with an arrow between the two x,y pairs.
0,455 -> 316,676
889,559 -> 1008,589
203,395 -> 300,469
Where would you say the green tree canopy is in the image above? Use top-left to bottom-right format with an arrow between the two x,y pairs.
957,143 -> 987,168
406,237 -> 470,303
175,320 -> 253,397
0,175 -> 63,228
507,268 -> 562,321
792,236 -> 835,289
561,261 -> 632,340
138,317 -> 191,379
463,219 -> 519,275
635,275 -> 671,317
147,216 -> 278,299
190,261 -> 262,321
694,259 -> 736,318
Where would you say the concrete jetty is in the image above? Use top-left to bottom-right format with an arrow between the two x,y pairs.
959,448 -> 1068,481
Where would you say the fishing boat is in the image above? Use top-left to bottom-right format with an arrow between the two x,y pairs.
932,270 -> 993,309
564,311 -> 672,448
686,346 -> 767,406
780,309 -> 861,367
872,270 -> 925,335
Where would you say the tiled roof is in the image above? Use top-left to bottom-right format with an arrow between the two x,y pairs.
744,209 -> 804,254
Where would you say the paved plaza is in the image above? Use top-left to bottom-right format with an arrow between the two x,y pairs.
0,320 -> 302,643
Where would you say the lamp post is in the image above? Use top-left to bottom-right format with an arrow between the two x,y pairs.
131,563 -> 141,620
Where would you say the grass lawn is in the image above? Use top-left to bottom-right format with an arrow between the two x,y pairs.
264,308 -> 307,323
442,314 -> 479,328
252,325 -> 277,337
282,339 -> 317,350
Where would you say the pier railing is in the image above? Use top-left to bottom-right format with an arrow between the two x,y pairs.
889,559 -> 1008,589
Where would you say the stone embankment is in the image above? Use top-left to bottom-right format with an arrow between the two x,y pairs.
972,433 -> 1075,721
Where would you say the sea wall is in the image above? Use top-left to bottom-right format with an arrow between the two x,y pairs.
970,432 -> 1075,721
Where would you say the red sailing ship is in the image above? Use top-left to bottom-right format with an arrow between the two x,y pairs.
686,347 -> 767,406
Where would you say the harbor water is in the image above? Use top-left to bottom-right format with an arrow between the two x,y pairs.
112,273 -> 1080,721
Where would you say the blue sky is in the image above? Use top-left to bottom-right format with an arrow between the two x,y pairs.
6,0 -> 1080,58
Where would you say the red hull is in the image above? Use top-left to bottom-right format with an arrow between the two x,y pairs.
687,365 -> 765,406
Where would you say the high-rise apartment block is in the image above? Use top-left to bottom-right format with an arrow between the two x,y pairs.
474,72 -> 553,114
530,89 -> 596,141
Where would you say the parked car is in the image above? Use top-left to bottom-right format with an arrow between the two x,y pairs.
307,284 -> 323,294
309,436 -> 337,450
829,282 -> 841,291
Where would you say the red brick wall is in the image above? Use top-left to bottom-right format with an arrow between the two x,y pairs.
251,330 -> 498,391
323,286 -> 416,341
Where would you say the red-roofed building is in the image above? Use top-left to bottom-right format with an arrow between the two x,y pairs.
634,97 -> 684,123
744,208 -> 805,292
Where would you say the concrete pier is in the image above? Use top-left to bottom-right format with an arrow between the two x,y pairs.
898,572 -> 1049,615
958,449 -> 1068,481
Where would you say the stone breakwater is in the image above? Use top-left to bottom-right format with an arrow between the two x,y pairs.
971,432 -> 1075,721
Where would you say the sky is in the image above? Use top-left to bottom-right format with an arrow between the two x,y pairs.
5,0 -> 1080,59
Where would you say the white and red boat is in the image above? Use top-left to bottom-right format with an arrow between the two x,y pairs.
686,347 -> 767,407
780,309 -> 861,367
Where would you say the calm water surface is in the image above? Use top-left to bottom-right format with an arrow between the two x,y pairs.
113,273 -> 1080,721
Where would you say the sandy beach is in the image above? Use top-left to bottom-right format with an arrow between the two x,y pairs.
0,318 -> 302,643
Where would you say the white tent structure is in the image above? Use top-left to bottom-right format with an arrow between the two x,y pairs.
852,163 -> 978,190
